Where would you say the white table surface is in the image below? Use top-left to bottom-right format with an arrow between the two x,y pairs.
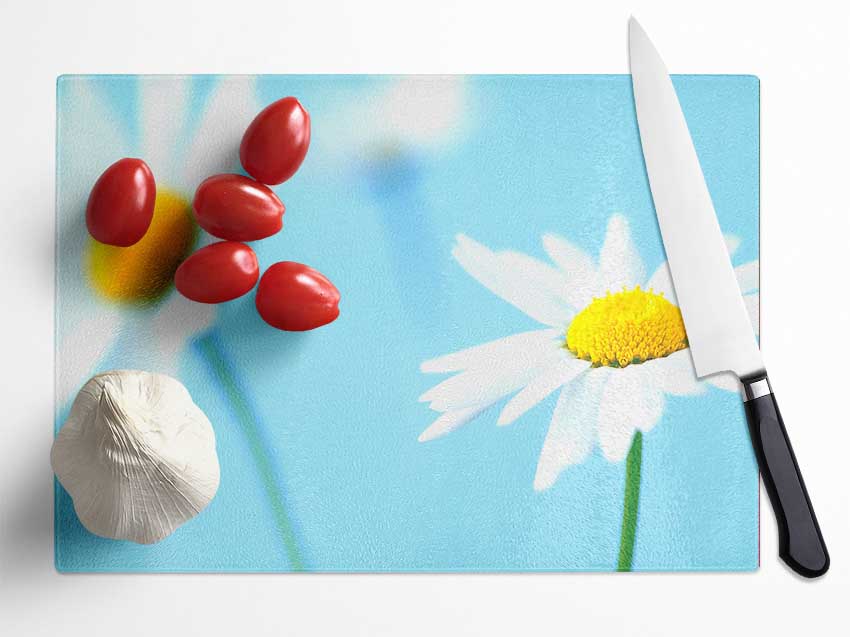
1,1 -> 847,634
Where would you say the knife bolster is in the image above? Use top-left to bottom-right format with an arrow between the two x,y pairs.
742,374 -> 772,402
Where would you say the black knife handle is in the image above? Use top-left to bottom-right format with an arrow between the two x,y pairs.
742,374 -> 829,578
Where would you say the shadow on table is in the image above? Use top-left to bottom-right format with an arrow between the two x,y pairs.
0,439 -> 54,592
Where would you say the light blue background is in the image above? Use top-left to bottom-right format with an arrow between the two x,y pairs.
56,75 -> 759,571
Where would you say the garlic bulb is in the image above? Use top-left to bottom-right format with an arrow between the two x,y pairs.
51,370 -> 220,544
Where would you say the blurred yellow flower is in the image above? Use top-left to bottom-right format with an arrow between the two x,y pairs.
86,189 -> 196,304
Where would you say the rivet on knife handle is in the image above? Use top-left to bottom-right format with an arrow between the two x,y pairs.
742,374 -> 830,578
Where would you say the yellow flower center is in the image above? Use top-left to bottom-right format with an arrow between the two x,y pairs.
566,286 -> 687,368
86,188 -> 197,305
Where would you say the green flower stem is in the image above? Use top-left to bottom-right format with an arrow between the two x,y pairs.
617,431 -> 643,572
196,332 -> 305,571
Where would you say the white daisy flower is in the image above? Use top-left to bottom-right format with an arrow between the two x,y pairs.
418,214 -> 759,491
56,77 -> 260,406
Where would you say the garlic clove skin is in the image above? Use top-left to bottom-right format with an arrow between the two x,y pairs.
51,370 -> 220,545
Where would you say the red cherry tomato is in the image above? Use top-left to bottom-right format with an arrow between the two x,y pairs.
256,262 -> 340,331
240,97 -> 311,185
193,174 -> 284,241
175,241 -> 259,304
86,158 -> 156,247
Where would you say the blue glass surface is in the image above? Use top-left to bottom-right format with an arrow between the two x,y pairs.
55,75 -> 759,571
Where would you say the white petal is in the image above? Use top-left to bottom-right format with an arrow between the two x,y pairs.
705,372 -> 740,392
421,328 -> 561,373
497,357 -> 588,426
645,261 -> 677,303
724,234 -> 741,257
453,235 -> 574,328
644,349 -> 705,397
322,77 -> 468,163
139,77 -> 190,186
735,261 -> 759,295
744,293 -> 760,336
418,404 -> 490,442
541,233 -> 601,308
56,78 -> 130,407
182,76 -> 258,193
380,76 -> 467,148
56,79 -> 129,296
56,309 -> 123,408
598,215 -> 645,292
597,366 -> 664,462
533,369 -> 609,491
57,79 -> 130,235
420,344 -> 564,412
146,294 -> 216,373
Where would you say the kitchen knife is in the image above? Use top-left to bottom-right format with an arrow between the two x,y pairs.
629,17 -> 829,578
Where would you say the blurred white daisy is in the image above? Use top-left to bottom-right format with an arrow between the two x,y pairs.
418,214 -> 759,491
56,76 -> 260,406
323,76 -> 469,161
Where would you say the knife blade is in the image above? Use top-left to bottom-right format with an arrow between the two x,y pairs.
629,17 -> 829,578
